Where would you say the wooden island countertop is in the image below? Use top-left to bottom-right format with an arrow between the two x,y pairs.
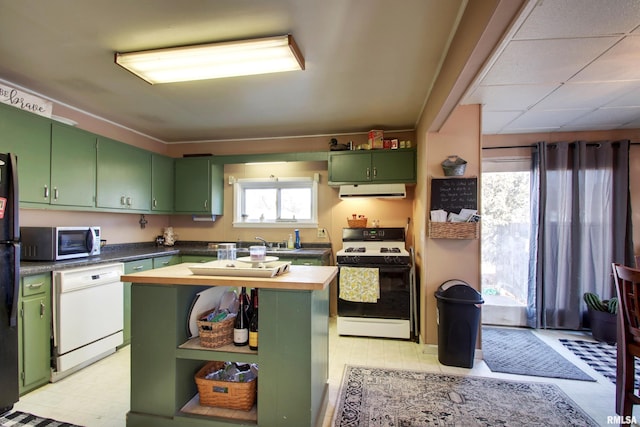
121,262 -> 337,290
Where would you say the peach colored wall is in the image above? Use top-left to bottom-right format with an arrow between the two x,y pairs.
418,104 -> 482,346
168,160 -> 415,253
20,209 -> 170,244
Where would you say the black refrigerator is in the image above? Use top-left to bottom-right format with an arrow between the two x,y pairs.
0,153 -> 19,415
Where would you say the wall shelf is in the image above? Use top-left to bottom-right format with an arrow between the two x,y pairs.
428,221 -> 479,240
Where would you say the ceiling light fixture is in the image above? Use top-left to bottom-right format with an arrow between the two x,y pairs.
115,34 -> 305,84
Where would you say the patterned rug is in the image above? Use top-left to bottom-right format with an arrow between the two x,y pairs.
482,327 -> 594,381
333,365 -> 598,426
560,338 -> 640,389
0,411 -> 82,427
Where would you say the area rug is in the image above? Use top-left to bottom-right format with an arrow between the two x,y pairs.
482,327 -> 594,381
333,365 -> 598,426
560,338 -> 640,389
0,411 -> 82,427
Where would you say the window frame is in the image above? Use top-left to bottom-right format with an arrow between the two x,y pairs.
232,176 -> 319,228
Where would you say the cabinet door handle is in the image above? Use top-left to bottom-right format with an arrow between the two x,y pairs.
27,282 -> 44,289
133,265 -> 144,270
54,187 -> 59,200
153,199 -> 157,208
161,261 -> 169,266
366,168 -> 370,178
373,167 -> 377,178
204,200 -> 208,209
44,185 -> 49,198
40,301 -> 45,318
126,196 -> 132,206
121,196 -> 127,206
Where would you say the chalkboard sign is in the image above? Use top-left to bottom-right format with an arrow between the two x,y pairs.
430,177 -> 477,213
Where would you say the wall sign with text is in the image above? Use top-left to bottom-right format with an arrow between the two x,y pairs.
0,83 -> 52,117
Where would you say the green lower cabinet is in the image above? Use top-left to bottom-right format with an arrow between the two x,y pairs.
181,255 -> 216,263
122,259 -> 154,348
122,256 -> 181,348
153,255 -> 181,269
280,257 -> 326,266
18,273 -> 52,395
128,284 -> 329,427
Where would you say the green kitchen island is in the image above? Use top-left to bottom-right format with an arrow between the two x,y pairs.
121,263 -> 337,427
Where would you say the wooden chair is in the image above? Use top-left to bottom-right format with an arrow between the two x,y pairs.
612,263 -> 640,417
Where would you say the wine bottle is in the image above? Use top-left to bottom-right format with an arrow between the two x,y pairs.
249,290 -> 259,351
233,287 -> 250,346
246,288 -> 256,321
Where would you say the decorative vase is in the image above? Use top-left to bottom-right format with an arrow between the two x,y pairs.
587,307 -> 617,344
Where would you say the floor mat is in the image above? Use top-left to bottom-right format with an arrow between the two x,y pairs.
482,327 -> 594,381
560,338 -> 640,389
0,411 -> 83,427
332,365 -> 599,426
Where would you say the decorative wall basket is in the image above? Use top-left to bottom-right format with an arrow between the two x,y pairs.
441,155 -> 467,176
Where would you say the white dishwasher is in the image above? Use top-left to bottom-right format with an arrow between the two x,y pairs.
52,263 -> 124,382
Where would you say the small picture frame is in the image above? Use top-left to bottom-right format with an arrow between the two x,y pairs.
391,139 -> 399,149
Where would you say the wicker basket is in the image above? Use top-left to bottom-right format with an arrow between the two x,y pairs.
195,361 -> 257,411
429,222 -> 479,239
347,217 -> 368,228
197,310 -> 235,348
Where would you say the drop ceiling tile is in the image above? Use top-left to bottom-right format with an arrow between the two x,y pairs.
606,86 -> 640,107
504,109 -> 590,130
498,125 -> 560,134
620,118 -> 640,128
481,111 -> 523,133
532,82 -> 636,110
481,38 -> 617,86
514,0 -> 640,39
571,36 -> 640,82
463,84 -> 558,110
564,106 -> 640,127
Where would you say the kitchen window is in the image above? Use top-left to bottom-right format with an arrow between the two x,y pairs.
233,177 -> 318,228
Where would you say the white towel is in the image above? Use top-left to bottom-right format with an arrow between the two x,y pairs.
339,267 -> 380,303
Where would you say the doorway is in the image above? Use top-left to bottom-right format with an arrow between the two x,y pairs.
481,169 -> 531,327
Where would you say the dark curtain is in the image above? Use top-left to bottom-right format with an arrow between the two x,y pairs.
527,140 -> 633,329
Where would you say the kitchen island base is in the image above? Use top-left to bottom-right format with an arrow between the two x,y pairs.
124,264 -> 335,427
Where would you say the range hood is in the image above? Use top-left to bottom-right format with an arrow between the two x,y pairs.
339,184 -> 406,199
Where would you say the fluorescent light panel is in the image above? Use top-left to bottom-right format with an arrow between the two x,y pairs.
115,35 -> 304,84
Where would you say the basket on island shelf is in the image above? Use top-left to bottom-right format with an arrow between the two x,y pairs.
195,361 -> 257,411
197,309 -> 235,348
347,217 -> 368,228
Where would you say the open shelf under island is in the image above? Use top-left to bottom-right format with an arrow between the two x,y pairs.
121,263 -> 338,427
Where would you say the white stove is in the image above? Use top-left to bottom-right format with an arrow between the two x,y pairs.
336,228 -> 410,265
336,228 -> 417,341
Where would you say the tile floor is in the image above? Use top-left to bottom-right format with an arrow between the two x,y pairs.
14,321 -> 624,427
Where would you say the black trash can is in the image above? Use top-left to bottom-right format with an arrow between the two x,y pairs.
434,280 -> 484,368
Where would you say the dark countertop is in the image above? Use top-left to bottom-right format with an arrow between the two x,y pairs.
19,242 -> 333,276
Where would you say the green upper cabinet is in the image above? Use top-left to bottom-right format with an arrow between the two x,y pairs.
50,123 -> 96,207
328,149 -> 416,185
174,157 -> 223,215
0,103 -> 52,204
96,137 -> 151,211
151,154 -> 174,213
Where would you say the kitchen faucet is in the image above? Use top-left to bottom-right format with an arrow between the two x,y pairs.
255,236 -> 272,248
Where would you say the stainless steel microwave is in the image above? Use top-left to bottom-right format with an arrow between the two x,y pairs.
21,226 -> 101,261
